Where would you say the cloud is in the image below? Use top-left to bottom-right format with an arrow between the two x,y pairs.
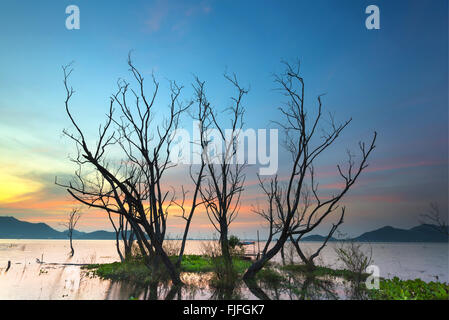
364,159 -> 446,173
143,0 -> 212,34
345,194 -> 405,204
144,0 -> 169,32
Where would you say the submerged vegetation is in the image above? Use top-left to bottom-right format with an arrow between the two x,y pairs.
84,252 -> 449,300
369,277 -> 449,300
85,260 -> 155,284
85,255 -> 252,285
280,264 -> 370,282
81,237 -> 448,300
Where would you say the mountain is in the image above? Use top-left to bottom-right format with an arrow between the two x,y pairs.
0,216 -> 116,240
354,224 -> 448,242
77,230 -> 117,240
301,224 -> 448,243
0,216 -> 64,239
301,235 -> 337,242
0,216 -> 448,242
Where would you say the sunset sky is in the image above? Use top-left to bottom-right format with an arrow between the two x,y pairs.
0,0 -> 447,238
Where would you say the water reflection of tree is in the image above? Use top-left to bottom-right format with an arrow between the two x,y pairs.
106,280 -> 179,300
209,282 -> 243,300
244,272 -> 339,300
293,275 -> 338,300
105,270 -> 371,300
343,280 -> 371,300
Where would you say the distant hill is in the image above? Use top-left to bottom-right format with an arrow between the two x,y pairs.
301,224 -> 448,243
301,234 -> 337,242
0,216 -> 116,240
353,224 -> 448,242
0,216 -> 448,242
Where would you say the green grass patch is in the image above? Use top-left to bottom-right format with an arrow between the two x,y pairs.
369,277 -> 449,300
176,255 -> 251,273
231,257 -> 253,274
84,255 -> 252,285
85,260 -> 153,284
177,255 -> 213,272
281,264 -> 369,281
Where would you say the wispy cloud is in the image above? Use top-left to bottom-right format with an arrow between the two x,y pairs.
143,0 -> 212,34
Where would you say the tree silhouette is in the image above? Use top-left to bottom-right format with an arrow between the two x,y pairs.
60,208 -> 82,257
244,61 -> 377,280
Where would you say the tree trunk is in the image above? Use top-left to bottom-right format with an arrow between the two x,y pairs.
152,238 -> 182,285
280,245 -> 286,266
176,217 -> 192,268
219,223 -> 233,275
244,279 -> 271,300
115,234 -> 125,262
243,231 -> 289,280
69,235 -> 74,257
290,236 -> 316,271
124,230 -> 135,259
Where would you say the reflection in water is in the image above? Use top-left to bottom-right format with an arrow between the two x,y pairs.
100,269 -> 355,300
245,272 -> 339,300
6,239 -> 441,299
343,280 -> 371,300
292,275 -> 339,300
104,273 -> 245,300
0,259 -> 365,300
104,279 -> 182,300
210,282 -> 243,300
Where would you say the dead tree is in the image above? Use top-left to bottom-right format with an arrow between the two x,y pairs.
289,210 -> 343,270
173,77 -> 210,267
243,61 -> 376,280
107,209 -> 135,262
199,73 -> 247,274
56,54 -> 195,285
420,202 -> 449,236
60,208 -> 82,257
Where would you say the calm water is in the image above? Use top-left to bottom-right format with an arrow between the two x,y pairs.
0,240 -> 447,300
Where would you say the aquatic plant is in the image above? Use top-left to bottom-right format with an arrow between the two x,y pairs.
369,277 -> 449,300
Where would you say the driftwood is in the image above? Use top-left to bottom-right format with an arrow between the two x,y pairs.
5,260 -> 11,272
41,262 -> 91,267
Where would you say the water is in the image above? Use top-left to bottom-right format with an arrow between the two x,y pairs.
0,239 -> 447,299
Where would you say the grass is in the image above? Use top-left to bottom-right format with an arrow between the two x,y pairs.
281,264 -> 449,300
178,255 -> 251,273
85,258 -> 368,287
84,255 -> 252,285
281,263 -> 370,281
85,260 -> 153,284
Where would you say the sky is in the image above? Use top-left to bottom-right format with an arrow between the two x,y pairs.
0,0 -> 447,238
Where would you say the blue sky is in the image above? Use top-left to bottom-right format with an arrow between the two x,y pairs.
0,0 -> 447,237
